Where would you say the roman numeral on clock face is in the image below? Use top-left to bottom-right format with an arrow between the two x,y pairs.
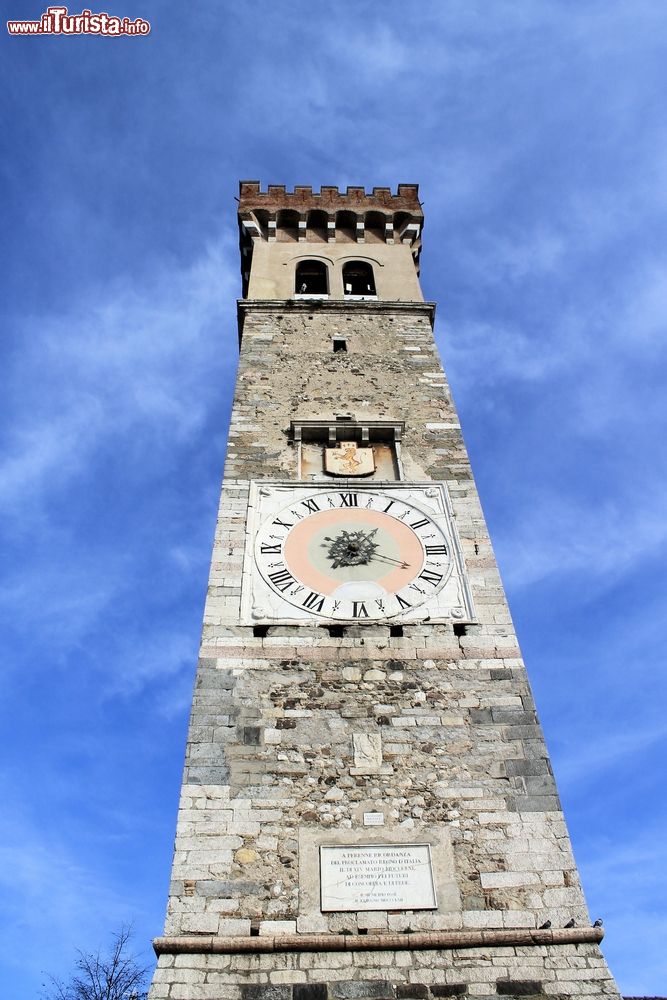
409,518 -> 430,530
302,591 -> 325,612
268,567 -> 296,592
260,543 -> 281,555
352,601 -> 369,618
419,567 -> 444,587
272,518 -> 293,530
425,544 -> 447,556
339,492 -> 358,507
302,498 -> 320,513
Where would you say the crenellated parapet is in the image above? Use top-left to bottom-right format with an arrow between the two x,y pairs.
238,180 -> 423,249
238,181 -> 422,210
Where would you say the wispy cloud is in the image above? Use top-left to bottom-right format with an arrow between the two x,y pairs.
494,490 -> 667,588
0,807 -> 156,987
556,723 -> 667,787
1,238 -> 237,519
577,825 -> 667,995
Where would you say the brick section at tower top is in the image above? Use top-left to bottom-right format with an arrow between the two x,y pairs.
239,181 -> 423,217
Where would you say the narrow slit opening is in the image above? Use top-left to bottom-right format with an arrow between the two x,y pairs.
453,623 -> 467,637
253,625 -> 270,638
390,625 -> 404,637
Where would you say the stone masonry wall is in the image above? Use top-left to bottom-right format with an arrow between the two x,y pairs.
150,945 -> 620,999
229,301 -> 467,484
149,300 -> 620,999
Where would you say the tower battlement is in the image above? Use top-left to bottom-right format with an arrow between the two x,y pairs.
239,180 -> 422,214
238,181 -> 424,299
238,180 -> 423,256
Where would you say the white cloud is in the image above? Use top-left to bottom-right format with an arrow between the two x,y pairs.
107,628 -> 196,703
578,826 -> 667,995
0,808 -> 153,988
443,317 -> 563,394
495,489 -> 667,589
0,238 -> 237,518
555,722 -> 667,787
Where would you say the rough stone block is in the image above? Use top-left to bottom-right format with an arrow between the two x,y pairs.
270,971 -> 308,985
479,871 -> 539,889
330,983 -> 395,999
505,760 -> 551,778
507,795 -> 561,813
293,986 -> 328,1000
180,913 -> 219,933
469,709 -> 492,724
505,725 -> 542,741
241,987 -> 291,1000
463,910 -> 503,928
491,709 -> 535,725
218,917 -> 252,935
496,981 -> 543,996
259,919 -> 298,935
522,775 -> 557,796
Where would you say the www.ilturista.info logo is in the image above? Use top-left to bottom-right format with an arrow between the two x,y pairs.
7,6 -> 150,35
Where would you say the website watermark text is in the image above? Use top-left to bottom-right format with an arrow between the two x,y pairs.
7,6 -> 150,35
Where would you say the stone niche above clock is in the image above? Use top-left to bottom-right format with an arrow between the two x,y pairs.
291,417 -> 404,481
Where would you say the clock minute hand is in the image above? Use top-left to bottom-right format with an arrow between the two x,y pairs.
368,551 -> 410,569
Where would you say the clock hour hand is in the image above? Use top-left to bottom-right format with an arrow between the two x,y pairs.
321,530 -> 410,571
322,528 -> 379,568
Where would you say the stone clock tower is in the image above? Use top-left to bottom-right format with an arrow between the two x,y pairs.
148,184 -> 621,1000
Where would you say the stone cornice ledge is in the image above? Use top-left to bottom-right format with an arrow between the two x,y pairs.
238,299 -> 436,315
153,926 -> 604,956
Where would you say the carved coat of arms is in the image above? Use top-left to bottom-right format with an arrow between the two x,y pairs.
324,441 -> 375,477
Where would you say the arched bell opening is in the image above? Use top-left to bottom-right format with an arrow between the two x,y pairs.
295,259 -> 329,297
342,260 -> 377,299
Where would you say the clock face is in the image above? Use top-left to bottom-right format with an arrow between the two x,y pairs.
252,487 -> 457,622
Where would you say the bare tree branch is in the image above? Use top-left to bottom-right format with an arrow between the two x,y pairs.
42,925 -> 150,1000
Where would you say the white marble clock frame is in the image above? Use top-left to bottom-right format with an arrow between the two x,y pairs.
240,480 -> 475,626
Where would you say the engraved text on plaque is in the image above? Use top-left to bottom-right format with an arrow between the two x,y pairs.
319,843 -> 437,912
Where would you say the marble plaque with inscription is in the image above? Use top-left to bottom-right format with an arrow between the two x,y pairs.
319,843 -> 437,912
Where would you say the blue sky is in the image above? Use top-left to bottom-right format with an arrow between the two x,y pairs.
2,1 -> 666,996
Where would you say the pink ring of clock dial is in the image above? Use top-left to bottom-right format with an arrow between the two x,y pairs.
283,509 -> 424,596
